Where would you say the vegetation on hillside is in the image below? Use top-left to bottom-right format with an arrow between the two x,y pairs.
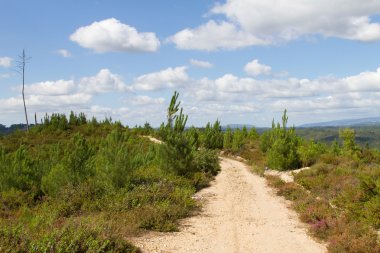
296,125 -> 380,150
260,110 -> 301,170
0,92 -> 220,252
229,111 -> 380,253
1,97 -> 379,252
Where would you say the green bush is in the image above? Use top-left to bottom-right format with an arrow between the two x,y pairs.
298,140 -> 326,167
261,110 -> 301,170
201,120 -> 224,149
223,127 -> 233,149
231,129 -> 245,153
193,149 -> 220,176
160,132 -> 194,176
268,137 -> 300,171
186,126 -> 200,150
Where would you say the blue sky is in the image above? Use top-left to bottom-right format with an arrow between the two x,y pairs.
1,0 -> 380,127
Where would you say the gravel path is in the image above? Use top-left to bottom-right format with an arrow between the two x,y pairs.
132,157 -> 326,253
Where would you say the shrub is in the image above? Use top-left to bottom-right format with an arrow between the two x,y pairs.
231,129 -> 245,153
186,126 -> 200,150
248,127 -> 259,140
298,140 -> 326,167
328,219 -> 380,253
0,224 -> 139,253
160,132 -> 194,176
193,149 -> 220,176
201,120 -> 224,149
268,137 -> 300,171
262,110 -> 301,170
223,127 -> 233,150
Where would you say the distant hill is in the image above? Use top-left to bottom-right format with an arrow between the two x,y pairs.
0,124 -> 29,135
221,124 -> 269,134
222,124 -> 255,130
299,117 -> 380,127
295,125 -> 380,150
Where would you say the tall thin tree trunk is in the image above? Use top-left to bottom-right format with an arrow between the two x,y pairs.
21,50 -> 29,132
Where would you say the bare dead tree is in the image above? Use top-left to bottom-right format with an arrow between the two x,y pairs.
16,50 -> 31,132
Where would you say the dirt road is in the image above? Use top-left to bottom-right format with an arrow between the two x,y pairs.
132,157 -> 326,253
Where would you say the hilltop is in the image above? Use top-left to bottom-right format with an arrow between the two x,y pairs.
300,117 -> 380,127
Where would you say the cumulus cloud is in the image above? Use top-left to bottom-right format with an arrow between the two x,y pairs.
176,66 -> 380,125
25,80 -> 76,95
3,64 -> 380,127
0,93 -> 92,113
4,69 -> 129,114
244,59 -> 271,76
343,67 -> 380,92
56,49 -> 72,58
0,57 -> 12,67
30,93 -> 92,107
70,18 -> 160,53
170,0 -> 380,51
0,69 -> 134,125
169,20 -> 268,50
212,0 -> 380,42
19,69 -> 128,96
88,105 -> 130,118
130,95 -> 165,105
190,59 -> 213,68
132,66 -> 189,91
79,69 -> 129,93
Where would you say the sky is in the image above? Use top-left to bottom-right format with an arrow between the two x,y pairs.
1,0 -> 380,127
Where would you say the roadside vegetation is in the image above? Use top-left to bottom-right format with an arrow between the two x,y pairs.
0,92 -> 219,252
223,110 -> 380,253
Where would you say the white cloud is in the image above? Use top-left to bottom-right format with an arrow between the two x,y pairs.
211,0 -> 380,42
3,64 -> 380,127
70,18 -> 160,53
0,93 -> 92,113
178,66 -> 380,125
29,93 -> 92,107
0,57 -> 12,68
25,80 -> 76,95
56,49 -> 72,58
169,20 -> 268,51
343,67 -> 380,92
170,0 -> 380,51
130,95 -> 165,105
0,68 -> 174,126
79,69 -> 129,93
0,69 -> 129,124
244,59 -> 271,76
187,102 -> 257,119
19,69 -> 127,96
190,59 -> 213,68
88,105 -> 130,118
2,69 -> 129,121
132,66 -> 189,91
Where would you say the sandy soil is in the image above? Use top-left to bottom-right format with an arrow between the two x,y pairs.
264,167 -> 311,183
131,157 -> 326,253
144,136 -> 163,144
